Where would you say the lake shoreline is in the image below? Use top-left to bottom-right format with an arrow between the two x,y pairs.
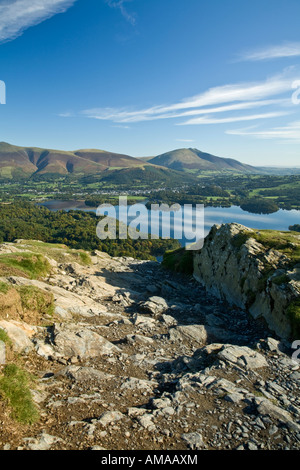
38,200 -> 300,248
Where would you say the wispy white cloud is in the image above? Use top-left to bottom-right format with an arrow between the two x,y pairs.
176,139 -> 195,143
0,0 -> 77,43
238,42 -> 300,62
81,72 -> 297,126
226,121 -> 300,142
179,112 -> 290,126
105,0 -> 136,26
111,124 -> 130,129
58,111 -> 75,117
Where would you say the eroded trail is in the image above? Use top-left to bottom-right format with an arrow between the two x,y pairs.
0,244 -> 299,450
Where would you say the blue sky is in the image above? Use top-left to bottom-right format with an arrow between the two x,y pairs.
0,0 -> 300,166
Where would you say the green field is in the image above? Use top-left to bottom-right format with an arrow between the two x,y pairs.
0,173 -> 299,213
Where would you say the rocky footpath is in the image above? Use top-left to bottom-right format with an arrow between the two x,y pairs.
193,223 -> 300,340
0,240 -> 299,451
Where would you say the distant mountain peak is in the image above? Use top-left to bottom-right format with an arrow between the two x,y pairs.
147,148 -> 256,173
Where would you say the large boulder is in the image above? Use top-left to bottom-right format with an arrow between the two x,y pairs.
0,320 -> 36,353
217,344 -> 268,370
50,323 -> 120,360
139,296 -> 169,317
193,223 -> 300,340
169,324 -> 208,345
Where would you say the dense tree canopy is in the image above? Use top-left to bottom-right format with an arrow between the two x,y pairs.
0,203 -> 181,260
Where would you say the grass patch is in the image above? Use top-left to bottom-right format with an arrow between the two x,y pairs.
253,231 -> 300,264
0,364 -> 39,424
0,328 -> 11,345
271,274 -> 290,286
6,240 -> 93,267
231,229 -> 300,267
19,240 -> 67,250
77,251 -> 92,266
0,253 -> 51,279
231,231 -> 253,249
0,281 -> 9,294
162,247 -> 194,275
18,285 -> 55,318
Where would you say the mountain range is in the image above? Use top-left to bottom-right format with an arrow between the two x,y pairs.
0,141 -> 258,182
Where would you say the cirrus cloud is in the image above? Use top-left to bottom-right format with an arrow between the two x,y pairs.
0,0 -> 77,43
104,0 -> 136,26
80,72 -> 297,126
226,121 -> 300,143
237,42 -> 300,62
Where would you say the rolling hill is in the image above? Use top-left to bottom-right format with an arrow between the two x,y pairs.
0,142 -> 200,187
0,142 -> 259,184
147,148 -> 257,173
0,142 -> 148,180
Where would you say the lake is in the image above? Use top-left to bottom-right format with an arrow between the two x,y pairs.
39,200 -> 300,247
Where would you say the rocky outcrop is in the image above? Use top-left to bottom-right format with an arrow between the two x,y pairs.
0,240 -> 299,451
193,223 -> 300,340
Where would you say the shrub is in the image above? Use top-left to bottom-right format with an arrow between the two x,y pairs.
162,248 -> 194,275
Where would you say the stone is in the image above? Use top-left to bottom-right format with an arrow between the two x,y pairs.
51,323 -> 120,359
98,411 -> 124,426
139,296 -> 169,316
290,371 -> 300,384
56,366 -> 115,384
217,344 -> 268,370
0,340 -> 5,364
126,334 -> 154,345
255,398 -> 300,432
131,314 -> 156,328
34,339 -> 55,359
160,406 -> 175,416
120,377 -> 157,392
248,442 -> 258,451
24,432 -> 62,451
151,397 -> 172,409
265,337 -> 282,352
127,407 -> 147,418
181,432 -> 204,450
54,306 -> 73,321
224,392 -> 245,404
160,314 -> 178,327
169,325 -> 208,345
138,414 -> 155,431
0,321 -> 35,353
